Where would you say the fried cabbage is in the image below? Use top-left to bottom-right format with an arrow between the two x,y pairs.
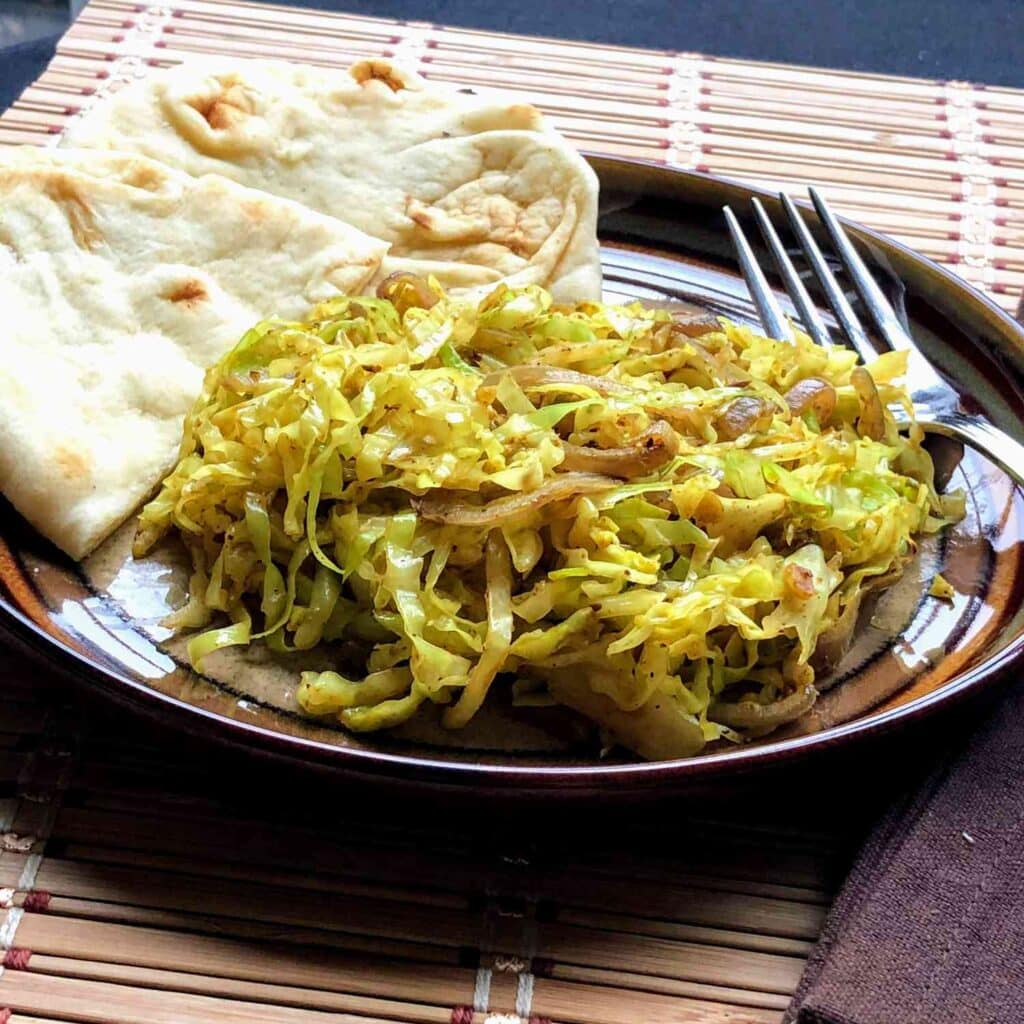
136,278 -> 963,759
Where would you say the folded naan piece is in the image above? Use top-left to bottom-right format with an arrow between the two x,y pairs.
0,147 -> 388,560
63,57 -> 601,300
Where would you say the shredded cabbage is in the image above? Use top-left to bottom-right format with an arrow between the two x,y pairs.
136,278 -> 962,759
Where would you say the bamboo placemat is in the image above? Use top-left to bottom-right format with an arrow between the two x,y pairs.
0,2 -> 1021,1021
1,0 -> 1022,312
0,649 -> 868,1024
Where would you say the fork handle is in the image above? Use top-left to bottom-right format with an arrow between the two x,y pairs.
917,411 -> 1024,488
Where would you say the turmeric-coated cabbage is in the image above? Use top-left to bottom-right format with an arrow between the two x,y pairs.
136,279 -> 963,759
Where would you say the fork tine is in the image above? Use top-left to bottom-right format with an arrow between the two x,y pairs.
779,193 -> 876,363
808,187 -> 914,351
751,198 -> 832,348
723,205 -> 794,342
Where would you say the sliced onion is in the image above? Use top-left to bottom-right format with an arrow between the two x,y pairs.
682,336 -> 750,386
413,472 -> 618,527
375,271 -> 438,313
811,569 -> 901,680
851,366 -> 885,440
650,405 -> 704,437
669,311 -> 722,338
708,683 -> 818,731
715,396 -> 773,441
784,378 -> 837,423
630,301 -> 720,339
783,562 -> 817,601
561,421 -> 679,478
482,364 -> 634,398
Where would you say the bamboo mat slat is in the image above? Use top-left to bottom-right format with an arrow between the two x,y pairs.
0,0 -> 1018,313
0,653 -> 864,1024
0,2 -> 1021,1021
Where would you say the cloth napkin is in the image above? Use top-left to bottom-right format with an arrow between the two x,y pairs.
784,679 -> 1024,1024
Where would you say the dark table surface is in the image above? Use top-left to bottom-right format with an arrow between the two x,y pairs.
2,0 -> 1023,117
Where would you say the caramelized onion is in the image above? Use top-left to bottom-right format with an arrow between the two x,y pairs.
631,301 -> 721,339
783,562 -> 817,601
811,568 -> 902,680
691,346 -> 751,387
708,683 -> 818,732
784,378 -> 837,423
715,396 -> 773,441
654,405 -> 705,437
670,311 -> 722,338
561,421 -> 679,478
375,271 -> 438,314
413,472 -> 618,527
482,364 -> 633,398
851,366 -> 886,441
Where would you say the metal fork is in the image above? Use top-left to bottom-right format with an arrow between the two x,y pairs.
723,190 -> 1024,486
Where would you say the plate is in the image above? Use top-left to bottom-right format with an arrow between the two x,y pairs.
2,157 -> 1023,794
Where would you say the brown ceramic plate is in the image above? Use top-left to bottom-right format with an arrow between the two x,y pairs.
2,157 -> 1023,794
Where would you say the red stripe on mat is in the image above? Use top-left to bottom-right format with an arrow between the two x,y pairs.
22,891 -> 51,912
2,949 -> 31,970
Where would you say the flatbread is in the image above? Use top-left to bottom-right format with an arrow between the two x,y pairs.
0,147 -> 388,560
62,57 -> 602,301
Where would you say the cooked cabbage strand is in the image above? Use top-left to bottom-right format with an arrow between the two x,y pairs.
137,281 -> 963,759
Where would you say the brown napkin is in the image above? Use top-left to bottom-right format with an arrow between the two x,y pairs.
784,681 -> 1024,1024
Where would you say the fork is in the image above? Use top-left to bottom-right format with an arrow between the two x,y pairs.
722,189 -> 1024,486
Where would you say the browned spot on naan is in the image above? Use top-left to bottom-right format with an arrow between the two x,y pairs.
326,253 -> 377,274
0,223 -> 21,262
164,279 -> 208,307
408,201 -> 436,230
123,160 -> 167,192
55,445 -> 91,482
506,103 -> 543,127
188,78 -> 253,131
240,198 -> 269,224
44,174 -> 101,250
505,234 -> 529,257
350,60 -> 406,92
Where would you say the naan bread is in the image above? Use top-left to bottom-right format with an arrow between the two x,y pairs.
0,147 -> 388,560
63,57 -> 601,301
